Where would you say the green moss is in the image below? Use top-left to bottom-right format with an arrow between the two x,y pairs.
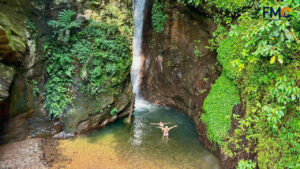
202,73 -> 240,145
0,8 -> 27,53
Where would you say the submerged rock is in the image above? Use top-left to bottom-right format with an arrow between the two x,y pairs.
53,131 -> 75,139
0,138 -> 47,169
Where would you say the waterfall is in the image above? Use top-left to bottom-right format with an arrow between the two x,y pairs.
131,0 -> 147,107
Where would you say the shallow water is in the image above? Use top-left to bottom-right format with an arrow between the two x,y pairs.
53,106 -> 221,169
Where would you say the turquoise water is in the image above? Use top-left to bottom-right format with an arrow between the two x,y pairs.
81,105 -> 222,169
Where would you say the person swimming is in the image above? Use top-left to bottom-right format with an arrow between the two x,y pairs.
150,122 -> 171,128
157,125 -> 177,140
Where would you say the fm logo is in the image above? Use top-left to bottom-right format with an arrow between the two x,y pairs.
263,7 -> 292,18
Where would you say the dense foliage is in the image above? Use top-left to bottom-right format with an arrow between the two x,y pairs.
202,73 -> 240,145
205,0 -> 300,168
44,10 -> 131,117
177,0 -> 251,13
152,0 -> 168,33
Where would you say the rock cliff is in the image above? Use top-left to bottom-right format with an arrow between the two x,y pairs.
0,0 -> 133,143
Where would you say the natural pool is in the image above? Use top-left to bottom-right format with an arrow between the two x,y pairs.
51,105 -> 221,169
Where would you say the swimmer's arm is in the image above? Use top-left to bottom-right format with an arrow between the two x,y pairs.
150,123 -> 159,125
169,125 -> 178,130
162,122 -> 171,124
156,126 -> 164,130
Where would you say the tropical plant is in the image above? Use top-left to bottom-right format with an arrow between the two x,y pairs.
48,10 -> 81,43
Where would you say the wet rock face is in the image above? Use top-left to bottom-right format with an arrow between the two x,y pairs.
141,0 -> 219,145
0,63 -> 15,103
0,74 -> 57,144
8,74 -> 34,117
0,0 -> 28,103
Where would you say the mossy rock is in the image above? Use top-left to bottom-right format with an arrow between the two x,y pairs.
0,63 -> 15,102
63,93 -> 115,132
0,0 -> 28,61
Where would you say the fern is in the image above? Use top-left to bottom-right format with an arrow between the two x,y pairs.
58,10 -> 75,24
48,10 -> 81,43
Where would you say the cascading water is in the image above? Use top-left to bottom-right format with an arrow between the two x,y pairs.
131,0 -> 146,99
131,0 -> 149,109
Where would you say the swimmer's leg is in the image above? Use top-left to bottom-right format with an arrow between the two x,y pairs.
162,136 -> 166,144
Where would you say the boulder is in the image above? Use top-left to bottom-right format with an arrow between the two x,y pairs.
63,79 -> 133,133
63,93 -> 114,133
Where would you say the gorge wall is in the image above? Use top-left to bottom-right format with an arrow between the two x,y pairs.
140,0 -> 245,168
